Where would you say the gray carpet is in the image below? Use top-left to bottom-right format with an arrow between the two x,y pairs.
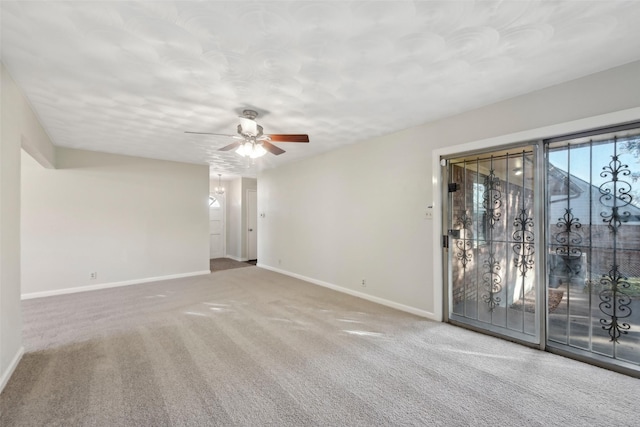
1,267 -> 638,426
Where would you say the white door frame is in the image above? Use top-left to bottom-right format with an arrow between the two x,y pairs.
431,107 -> 640,323
209,193 -> 226,258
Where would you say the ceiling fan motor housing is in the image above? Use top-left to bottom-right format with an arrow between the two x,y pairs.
242,109 -> 259,120
237,123 -> 263,138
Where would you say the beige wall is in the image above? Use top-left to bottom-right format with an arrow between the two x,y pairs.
2,59 -> 210,391
21,148 -> 210,297
258,60 -> 640,319
1,63 -> 57,391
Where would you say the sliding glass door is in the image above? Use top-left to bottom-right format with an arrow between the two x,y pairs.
445,145 -> 540,344
546,125 -> 640,371
443,123 -> 640,375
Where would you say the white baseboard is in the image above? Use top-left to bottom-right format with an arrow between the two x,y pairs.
0,345 -> 24,394
257,263 -> 438,320
226,255 -> 248,262
21,270 -> 211,300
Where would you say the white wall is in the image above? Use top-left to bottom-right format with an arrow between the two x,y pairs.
21,148 -> 210,297
226,178 -> 242,260
258,60 -> 640,319
225,177 -> 257,261
1,63 -> 57,392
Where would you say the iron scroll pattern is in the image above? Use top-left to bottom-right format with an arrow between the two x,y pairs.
481,169 -> 502,311
599,155 -> 632,233
513,209 -> 534,278
455,213 -> 473,268
554,208 -> 583,277
599,266 -> 632,342
598,152 -> 633,342
482,169 -> 502,228
482,251 -> 502,310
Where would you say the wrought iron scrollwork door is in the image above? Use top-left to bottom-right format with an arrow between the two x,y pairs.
546,126 -> 640,370
444,124 -> 640,375
446,146 -> 539,343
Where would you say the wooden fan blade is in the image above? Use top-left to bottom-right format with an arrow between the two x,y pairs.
185,131 -> 236,137
267,134 -> 309,143
218,141 -> 242,151
262,141 -> 286,155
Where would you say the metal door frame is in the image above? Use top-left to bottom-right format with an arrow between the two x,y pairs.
439,129 -> 640,377
441,141 -> 546,349
433,112 -> 640,378
542,121 -> 640,377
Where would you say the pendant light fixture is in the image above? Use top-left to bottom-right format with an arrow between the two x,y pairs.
214,174 -> 225,195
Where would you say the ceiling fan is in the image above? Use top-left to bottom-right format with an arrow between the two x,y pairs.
186,109 -> 309,158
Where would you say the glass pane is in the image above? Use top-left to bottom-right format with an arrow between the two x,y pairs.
209,196 -> 221,208
448,147 -> 537,340
546,128 -> 640,369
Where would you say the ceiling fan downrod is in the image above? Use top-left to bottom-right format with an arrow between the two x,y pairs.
242,109 -> 258,120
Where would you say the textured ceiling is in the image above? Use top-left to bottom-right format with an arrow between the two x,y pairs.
2,1 -> 640,178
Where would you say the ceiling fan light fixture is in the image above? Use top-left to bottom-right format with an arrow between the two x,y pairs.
250,143 -> 267,158
236,141 -> 267,159
188,108 -> 309,159
235,142 -> 250,157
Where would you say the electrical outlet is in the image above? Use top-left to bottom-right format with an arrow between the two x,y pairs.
426,205 -> 434,220
361,279 -> 366,287
278,259 -> 282,265
90,272 -> 97,280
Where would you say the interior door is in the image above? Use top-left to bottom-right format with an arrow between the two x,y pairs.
247,189 -> 257,261
445,145 -> 541,344
209,195 -> 224,258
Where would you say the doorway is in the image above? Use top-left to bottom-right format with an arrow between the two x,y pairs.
209,195 -> 225,259
442,123 -> 640,376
